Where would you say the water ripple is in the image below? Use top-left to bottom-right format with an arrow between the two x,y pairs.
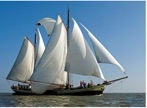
0,93 -> 145,107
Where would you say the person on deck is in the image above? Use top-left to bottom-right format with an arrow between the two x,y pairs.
83,82 -> 86,88
88,83 -> 90,88
80,81 -> 83,87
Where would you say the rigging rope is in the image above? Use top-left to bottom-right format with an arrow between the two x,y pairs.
105,79 -> 127,93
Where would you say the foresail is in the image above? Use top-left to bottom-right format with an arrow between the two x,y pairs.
30,15 -> 67,94
80,23 -> 125,74
35,27 -> 45,67
6,37 -> 34,83
38,18 -> 56,36
66,18 -> 105,80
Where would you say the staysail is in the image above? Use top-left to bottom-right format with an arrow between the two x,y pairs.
66,18 -> 105,80
80,23 -> 125,73
30,15 -> 67,94
35,27 -> 45,67
7,37 -> 34,83
38,18 -> 56,36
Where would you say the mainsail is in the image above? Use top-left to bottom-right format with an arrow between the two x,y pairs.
6,37 -> 34,83
80,23 -> 125,73
30,15 -> 67,94
35,27 -> 45,67
66,18 -> 105,80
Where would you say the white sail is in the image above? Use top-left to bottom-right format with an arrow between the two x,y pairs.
31,71 -> 67,94
66,18 -> 105,80
38,18 -> 56,36
80,23 -> 125,74
35,27 -> 45,67
31,82 -> 60,94
30,15 -> 67,94
7,37 -> 34,83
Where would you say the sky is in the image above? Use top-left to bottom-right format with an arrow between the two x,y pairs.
0,1 -> 145,93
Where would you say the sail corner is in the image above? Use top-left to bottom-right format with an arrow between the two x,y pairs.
37,23 -> 41,26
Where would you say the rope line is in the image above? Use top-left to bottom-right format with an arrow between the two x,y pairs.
105,79 -> 127,93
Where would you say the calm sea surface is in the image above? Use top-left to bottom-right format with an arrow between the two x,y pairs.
0,93 -> 145,107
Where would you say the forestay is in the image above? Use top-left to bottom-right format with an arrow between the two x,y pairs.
66,18 -> 105,80
80,23 -> 125,74
7,37 -> 34,83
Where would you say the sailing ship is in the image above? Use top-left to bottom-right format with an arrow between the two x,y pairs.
6,9 -> 128,95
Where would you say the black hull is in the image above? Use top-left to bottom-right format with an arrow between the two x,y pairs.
43,90 -> 104,96
13,90 -> 104,96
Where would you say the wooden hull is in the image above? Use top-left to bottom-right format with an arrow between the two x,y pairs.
12,85 -> 105,95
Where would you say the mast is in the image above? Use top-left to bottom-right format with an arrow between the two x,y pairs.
67,7 -> 70,89
34,25 -> 37,63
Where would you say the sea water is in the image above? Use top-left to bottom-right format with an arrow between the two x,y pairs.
0,93 -> 145,107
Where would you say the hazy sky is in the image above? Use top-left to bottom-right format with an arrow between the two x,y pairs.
0,1 -> 145,93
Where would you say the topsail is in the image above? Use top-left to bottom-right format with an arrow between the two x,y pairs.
38,18 -> 56,36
